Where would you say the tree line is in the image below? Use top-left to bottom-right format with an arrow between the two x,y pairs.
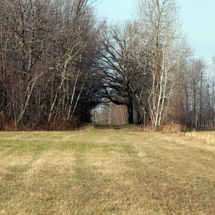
0,0 -> 104,129
0,0 -> 214,130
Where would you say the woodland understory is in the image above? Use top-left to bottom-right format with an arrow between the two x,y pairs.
0,0 -> 215,130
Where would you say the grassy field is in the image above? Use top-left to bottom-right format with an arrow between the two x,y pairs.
0,127 -> 215,215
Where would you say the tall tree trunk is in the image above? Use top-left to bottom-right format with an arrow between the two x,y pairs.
127,100 -> 134,124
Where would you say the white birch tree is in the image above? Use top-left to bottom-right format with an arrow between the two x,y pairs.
136,0 -> 190,127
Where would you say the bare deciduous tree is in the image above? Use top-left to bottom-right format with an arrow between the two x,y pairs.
136,0 -> 190,127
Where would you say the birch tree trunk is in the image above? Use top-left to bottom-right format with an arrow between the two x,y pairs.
137,0 -> 190,127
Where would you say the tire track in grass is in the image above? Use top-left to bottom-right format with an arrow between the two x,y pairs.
112,134 -> 215,215
0,150 -> 77,215
143,136 -> 215,214
72,149 -> 119,215
72,143 -> 158,215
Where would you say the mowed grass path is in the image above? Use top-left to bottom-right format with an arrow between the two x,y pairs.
0,128 -> 215,215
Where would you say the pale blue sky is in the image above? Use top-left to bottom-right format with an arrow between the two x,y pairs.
96,0 -> 215,65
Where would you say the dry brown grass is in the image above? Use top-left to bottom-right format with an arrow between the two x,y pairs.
159,124 -> 185,134
0,127 -> 215,214
183,131 -> 215,144
0,117 -> 87,131
133,124 -> 184,133
133,124 -> 157,132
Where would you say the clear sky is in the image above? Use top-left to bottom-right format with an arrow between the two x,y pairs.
96,0 -> 215,65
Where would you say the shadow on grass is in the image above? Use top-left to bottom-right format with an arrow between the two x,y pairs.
184,128 -> 215,132
93,124 -> 133,130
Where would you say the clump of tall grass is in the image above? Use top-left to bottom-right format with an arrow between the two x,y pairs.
184,131 -> 215,144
